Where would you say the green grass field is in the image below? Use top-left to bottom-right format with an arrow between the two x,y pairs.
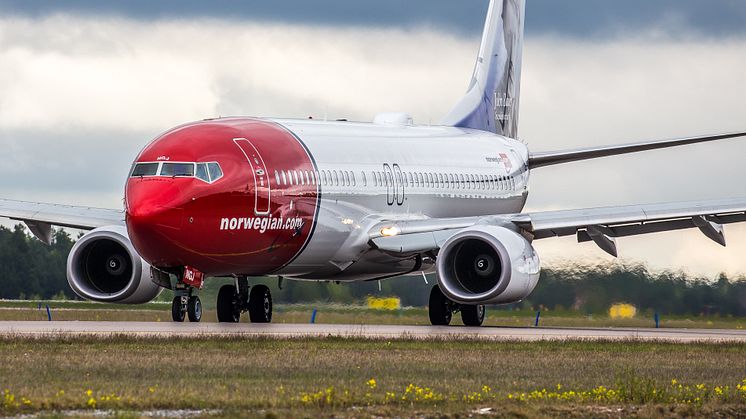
0,336 -> 744,418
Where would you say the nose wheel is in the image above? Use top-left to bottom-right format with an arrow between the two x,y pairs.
216,277 -> 273,323
171,294 -> 202,322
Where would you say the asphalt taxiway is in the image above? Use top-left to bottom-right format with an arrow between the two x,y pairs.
0,321 -> 745,342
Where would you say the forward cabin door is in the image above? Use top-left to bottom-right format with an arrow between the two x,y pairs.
234,138 -> 271,216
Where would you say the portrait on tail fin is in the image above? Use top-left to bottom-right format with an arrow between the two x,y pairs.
442,0 -> 525,139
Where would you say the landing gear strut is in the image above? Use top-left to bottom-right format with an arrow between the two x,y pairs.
216,277 -> 273,323
428,285 -> 486,327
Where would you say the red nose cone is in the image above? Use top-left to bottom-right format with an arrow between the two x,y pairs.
126,178 -> 186,267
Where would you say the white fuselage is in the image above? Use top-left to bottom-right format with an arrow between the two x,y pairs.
270,118 -> 530,281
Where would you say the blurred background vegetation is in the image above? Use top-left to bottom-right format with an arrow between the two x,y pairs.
1,225 -> 745,317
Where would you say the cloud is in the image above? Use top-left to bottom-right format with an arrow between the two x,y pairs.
1,15 -> 746,275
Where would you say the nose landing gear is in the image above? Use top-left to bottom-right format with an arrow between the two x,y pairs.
428,284 -> 486,327
216,277 -> 274,323
171,293 -> 202,322
171,266 -> 204,323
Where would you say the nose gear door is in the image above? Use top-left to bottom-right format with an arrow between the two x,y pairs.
234,138 -> 271,216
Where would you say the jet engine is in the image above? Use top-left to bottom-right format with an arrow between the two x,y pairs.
436,225 -> 540,305
66,225 -> 163,304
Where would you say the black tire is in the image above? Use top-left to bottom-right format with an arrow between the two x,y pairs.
461,304 -> 486,327
217,285 -> 241,323
428,285 -> 452,326
171,296 -> 186,322
187,296 -> 202,323
248,285 -> 273,323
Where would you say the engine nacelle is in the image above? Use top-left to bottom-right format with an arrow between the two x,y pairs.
66,225 -> 163,304
436,225 -> 540,305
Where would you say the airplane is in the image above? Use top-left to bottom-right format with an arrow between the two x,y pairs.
2,0 -> 746,326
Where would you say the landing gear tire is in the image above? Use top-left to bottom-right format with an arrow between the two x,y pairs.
217,284 -> 241,323
171,296 -> 186,322
428,285 -> 453,326
461,304 -> 486,327
187,296 -> 202,323
248,284 -> 273,323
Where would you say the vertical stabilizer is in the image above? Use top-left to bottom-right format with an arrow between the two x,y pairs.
442,0 -> 525,139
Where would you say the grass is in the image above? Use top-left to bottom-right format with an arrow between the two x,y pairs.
0,336 -> 745,417
1,299 -> 745,330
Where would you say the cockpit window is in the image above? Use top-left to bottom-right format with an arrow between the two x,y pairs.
131,163 -> 159,177
208,163 -> 223,182
161,162 -> 195,177
195,163 -> 209,182
130,161 -> 222,183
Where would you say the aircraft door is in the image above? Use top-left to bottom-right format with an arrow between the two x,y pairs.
383,164 -> 394,206
233,138 -> 271,216
393,164 -> 404,205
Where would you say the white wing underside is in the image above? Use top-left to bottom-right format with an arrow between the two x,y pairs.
370,197 -> 746,258
0,198 -> 124,244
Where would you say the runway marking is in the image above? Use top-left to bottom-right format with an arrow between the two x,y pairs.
0,322 -> 745,342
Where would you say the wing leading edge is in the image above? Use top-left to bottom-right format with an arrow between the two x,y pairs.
370,197 -> 746,258
529,132 -> 746,169
0,198 -> 124,244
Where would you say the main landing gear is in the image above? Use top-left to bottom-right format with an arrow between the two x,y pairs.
428,285 -> 486,327
216,277 -> 273,323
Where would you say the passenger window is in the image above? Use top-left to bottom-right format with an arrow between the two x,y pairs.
343,171 -> 350,186
350,171 -> 356,186
333,171 -> 339,186
281,171 -> 287,185
131,162 -> 159,177
293,171 -> 300,185
207,163 -> 223,182
320,171 -> 327,185
304,170 -> 310,185
361,171 -> 367,187
274,170 -> 281,185
196,164 -> 210,182
161,162 -> 194,177
417,173 -> 424,187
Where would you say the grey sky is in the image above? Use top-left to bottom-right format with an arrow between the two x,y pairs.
1,0 -> 746,38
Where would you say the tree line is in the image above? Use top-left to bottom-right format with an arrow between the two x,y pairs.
1,224 -> 745,316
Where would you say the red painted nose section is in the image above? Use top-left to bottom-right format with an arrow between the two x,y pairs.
125,118 -> 319,276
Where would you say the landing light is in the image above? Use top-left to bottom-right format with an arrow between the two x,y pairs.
380,226 -> 400,237
342,218 -> 354,225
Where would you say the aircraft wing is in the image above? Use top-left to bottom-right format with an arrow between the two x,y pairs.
369,197 -> 746,257
0,198 -> 124,244
529,132 -> 746,169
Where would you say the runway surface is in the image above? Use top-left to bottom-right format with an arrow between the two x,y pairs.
1,321 -> 745,342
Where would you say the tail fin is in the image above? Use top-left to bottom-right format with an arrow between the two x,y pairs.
442,0 -> 525,139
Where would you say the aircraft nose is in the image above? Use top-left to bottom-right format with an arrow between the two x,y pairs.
125,179 -> 189,268
125,180 -> 184,229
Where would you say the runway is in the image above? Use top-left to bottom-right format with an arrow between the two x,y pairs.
1,321 -> 745,342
